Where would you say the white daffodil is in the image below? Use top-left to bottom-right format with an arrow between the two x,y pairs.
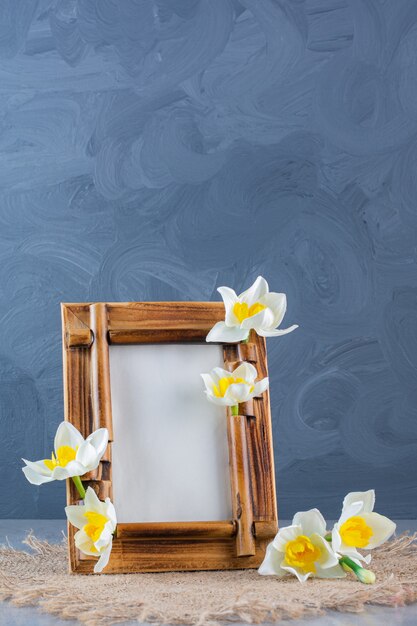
206,276 -> 298,343
259,509 -> 345,583
332,490 -> 396,566
201,361 -> 268,407
65,486 -> 117,573
22,422 -> 108,485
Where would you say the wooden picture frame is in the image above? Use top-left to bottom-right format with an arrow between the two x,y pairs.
61,302 -> 277,574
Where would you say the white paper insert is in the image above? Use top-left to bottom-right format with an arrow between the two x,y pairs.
110,343 -> 232,523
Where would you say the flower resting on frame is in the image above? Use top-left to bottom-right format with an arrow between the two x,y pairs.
201,362 -> 268,407
22,422 -> 108,485
332,490 -> 396,566
258,509 -> 345,583
65,486 -> 117,573
206,276 -> 298,343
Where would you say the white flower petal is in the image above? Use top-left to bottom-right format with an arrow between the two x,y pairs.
54,421 -> 84,452
97,497 -> 112,518
22,458 -> 52,478
205,393 -> 234,406
331,526 -> 342,554
104,498 -> 117,527
49,466 -> 70,481
258,542 -> 286,576
232,362 -> 257,382
65,504 -> 87,530
240,308 -> 275,330
22,466 -> 54,485
361,513 -> 396,549
224,383 -> 251,403
94,521 -> 113,551
253,377 -> 269,396
217,286 -> 239,326
239,276 -> 269,306
76,441 -> 100,472
51,460 -> 85,480
292,509 -> 327,538
211,367 -> 232,381
74,528 -> 96,556
200,373 -> 215,392
362,553 -> 372,565
206,321 -> 249,343
343,548 -> 371,565
356,552 -> 372,565
86,428 -> 108,459
257,324 -> 299,337
280,564 -> 312,583
94,541 -> 112,574
84,487 -> 109,517
258,292 -> 287,327
338,501 -> 364,524
84,486 -> 101,511
272,525 -> 302,552
342,490 -> 375,515
309,534 -> 338,569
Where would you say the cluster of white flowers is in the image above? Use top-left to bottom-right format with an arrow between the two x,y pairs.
23,422 -> 115,573
201,275 -> 298,414
22,277 -> 395,585
259,490 -> 396,583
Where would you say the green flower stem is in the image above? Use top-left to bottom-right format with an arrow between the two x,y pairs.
231,404 -> 239,416
339,556 -> 376,584
324,535 -> 375,584
72,475 -> 86,500
339,555 -> 361,574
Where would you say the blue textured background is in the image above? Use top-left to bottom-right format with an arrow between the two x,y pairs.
1,0 -> 417,520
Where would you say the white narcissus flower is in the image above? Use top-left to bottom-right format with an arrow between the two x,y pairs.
258,509 -> 345,583
201,362 -> 268,407
22,422 -> 108,485
65,486 -> 117,573
332,490 -> 396,566
206,276 -> 298,343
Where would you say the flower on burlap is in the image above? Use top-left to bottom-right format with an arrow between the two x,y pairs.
332,490 -> 396,566
259,509 -> 345,583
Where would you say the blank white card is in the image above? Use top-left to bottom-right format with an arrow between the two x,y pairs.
110,343 -> 232,523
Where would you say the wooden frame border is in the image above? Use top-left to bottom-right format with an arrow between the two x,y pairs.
61,302 -> 277,573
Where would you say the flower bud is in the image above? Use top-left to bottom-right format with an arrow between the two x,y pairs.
356,568 -> 376,584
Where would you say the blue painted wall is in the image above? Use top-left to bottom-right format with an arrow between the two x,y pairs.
1,0 -> 417,520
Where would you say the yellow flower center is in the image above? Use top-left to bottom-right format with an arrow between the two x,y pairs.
339,516 -> 373,548
284,535 -> 321,574
233,301 -> 266,323
213,376 -> 254,398
83,511 -> 108,544
44,445 -> 77,471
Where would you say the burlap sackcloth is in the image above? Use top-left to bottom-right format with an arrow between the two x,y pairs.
1,533 -> 417,626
